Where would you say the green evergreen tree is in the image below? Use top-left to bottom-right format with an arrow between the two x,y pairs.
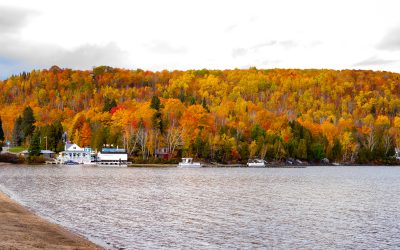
238,141 -> 249,161
150,95 -> 164,157
29,132 -> 41,156
12,116 -> 23,146
330,138 -> 342,161
56,140 -> 65,152
21,106 -> 35,140
192,135 -> 210,159
0,116 -> 4,142
150,96 -> 164,134
188,96 -> 196,105
91,124 -> 108,151
310,142 -> 325,161
251,124 -> 266,141
273,139 -> 286,160
150,96 -> 161,111
53,121 -> 64,151
35,121 -> 64,152
102,97 -> 117,112
201,97 -> 209,112
296,139 -> 308,160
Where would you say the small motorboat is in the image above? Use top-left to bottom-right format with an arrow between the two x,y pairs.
246,158 -> 267,167
178,158 -> 203,168
63,160 -> 79,165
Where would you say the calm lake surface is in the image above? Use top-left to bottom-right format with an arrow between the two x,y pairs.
1,165 -> 400,249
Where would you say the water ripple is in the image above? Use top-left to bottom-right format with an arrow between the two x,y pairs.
1,165 -> 400,249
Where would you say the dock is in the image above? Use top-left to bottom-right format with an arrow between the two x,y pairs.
96,161 -> 131,166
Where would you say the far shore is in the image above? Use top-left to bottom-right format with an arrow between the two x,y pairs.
1,160 -> 399,167
1,162 -> 400,167
129,163 -> 177,167
0,191 -> 103,250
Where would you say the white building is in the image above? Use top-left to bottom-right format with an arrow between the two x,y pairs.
57,143 -> 94,164
97,148 -> 128,165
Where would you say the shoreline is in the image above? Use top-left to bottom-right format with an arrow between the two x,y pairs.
129,163 -> 177,167
0,191 -> 103,250
2,161 -> 399,167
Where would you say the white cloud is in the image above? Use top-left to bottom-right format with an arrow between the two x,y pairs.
145,40 -> 187,55
1,0 -> 400,78
377,26 -> 400,51
353,56 -> 397,67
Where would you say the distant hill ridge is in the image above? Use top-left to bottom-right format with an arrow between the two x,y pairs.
1,66 -> 399,164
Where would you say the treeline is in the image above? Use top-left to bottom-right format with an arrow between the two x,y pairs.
0,116 -> 4,153
1,66 -> 400,164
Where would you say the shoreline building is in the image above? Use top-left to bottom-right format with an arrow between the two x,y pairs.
57,143 -> 94,164
97,147 -> 128,165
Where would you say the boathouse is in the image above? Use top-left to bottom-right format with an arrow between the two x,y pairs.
97,147 -> 128,165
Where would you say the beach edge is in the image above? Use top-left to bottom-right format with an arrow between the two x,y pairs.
0,191 -> 104,250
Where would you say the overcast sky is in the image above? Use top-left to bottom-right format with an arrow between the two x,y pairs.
1,0 -> 400,79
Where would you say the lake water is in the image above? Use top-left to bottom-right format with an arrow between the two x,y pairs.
0,165 -> 400,249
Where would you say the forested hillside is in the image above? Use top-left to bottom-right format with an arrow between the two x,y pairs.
1,66 -> 400,163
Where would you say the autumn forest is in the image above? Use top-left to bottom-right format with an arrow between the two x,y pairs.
1,66 -> 400,164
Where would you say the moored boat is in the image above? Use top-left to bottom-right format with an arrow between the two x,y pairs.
246,158 -> 267,167
178,158 -> 203,168
63,160 -> 79,165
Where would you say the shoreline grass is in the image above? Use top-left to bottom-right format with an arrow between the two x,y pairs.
8,146 -> 26,153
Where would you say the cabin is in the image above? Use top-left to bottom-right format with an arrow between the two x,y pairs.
41,150 -> 56,159
155,147 -> 170,159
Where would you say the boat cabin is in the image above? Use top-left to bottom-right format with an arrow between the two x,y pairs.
181,158 -> 194,164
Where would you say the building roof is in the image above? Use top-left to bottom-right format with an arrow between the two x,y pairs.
40,150 -> 55,154
101,148 -> 126,153
65,143 -> 83,151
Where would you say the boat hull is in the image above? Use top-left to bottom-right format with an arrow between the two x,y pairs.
246,163 -> 266,167
177,163 -> 203,168
63,160 -> 79,165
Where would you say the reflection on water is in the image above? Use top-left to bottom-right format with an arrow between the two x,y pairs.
1,165 -> 400,249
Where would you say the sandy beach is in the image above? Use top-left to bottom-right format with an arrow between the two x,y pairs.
0,192 -> 103,250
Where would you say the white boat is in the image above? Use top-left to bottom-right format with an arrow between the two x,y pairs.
63,160 -> 80,165
246,158 -> 267,167
178,158 -> 203,168
395,148 -> 400,160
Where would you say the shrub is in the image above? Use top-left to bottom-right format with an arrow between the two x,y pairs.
0,153 -> 25,164
26,155 -> 45,164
